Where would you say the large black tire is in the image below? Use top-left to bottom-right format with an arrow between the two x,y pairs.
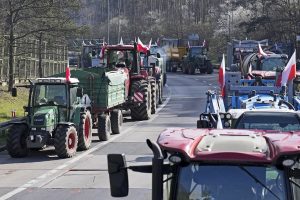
189,65 -> 195,75
206,61 -> 213,74
200,68 -> 206,74
171,66 -> 177,72
54,125 -> 78,158
111,109 -> 123,134
149,78 -> 157,114
98,114 -> 111,141
77,110 -> 93,151
158,80 -> 163,104
7,124 -> 29,158
130,80 -> 151,120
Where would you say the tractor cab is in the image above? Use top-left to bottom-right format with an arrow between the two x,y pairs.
108,128 -> 300,200
30,78 -> 81,123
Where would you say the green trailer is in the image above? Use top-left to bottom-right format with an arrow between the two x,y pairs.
52,67 -> 127,141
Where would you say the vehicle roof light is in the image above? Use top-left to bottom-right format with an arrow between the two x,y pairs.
225,113 -> 232,119
169,155 -> 182,164
282,159 -> 295,167
219,113 -> 225,119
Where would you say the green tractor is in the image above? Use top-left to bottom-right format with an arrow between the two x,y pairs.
182,46 -> 213,75
7,77 -> 93,158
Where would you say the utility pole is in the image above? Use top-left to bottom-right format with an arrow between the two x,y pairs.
117,0 -> 121,42
107,0 -> 110,44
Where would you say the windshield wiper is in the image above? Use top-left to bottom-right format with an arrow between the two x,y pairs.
239,166 -> 280,200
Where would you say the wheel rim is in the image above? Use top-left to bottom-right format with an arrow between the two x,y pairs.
68,132 -> 76,149
84,116 -> 91,140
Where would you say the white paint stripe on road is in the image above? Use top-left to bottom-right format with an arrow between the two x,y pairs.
0,85 -> 172,200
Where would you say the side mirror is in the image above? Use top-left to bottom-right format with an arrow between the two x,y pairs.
107,154 -> 129,197
76,87 -> 83,98
156,53 -> 161,58
12,87 -> 17,97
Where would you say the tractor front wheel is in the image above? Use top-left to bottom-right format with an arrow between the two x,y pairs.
78,110 -> 93,151
158,80 -> 163,105
98,114 -> 111,141
111,109 -> 123,134
7,124 -> 29,158
54,125 -> 78,158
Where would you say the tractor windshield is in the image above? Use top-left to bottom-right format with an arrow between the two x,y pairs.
234,112 -> 300,131
33,84 -> 67,107
190,47 -> 203,56
176,164 -> 287,200
107,50 -> 134,68
259,57 -> 287,71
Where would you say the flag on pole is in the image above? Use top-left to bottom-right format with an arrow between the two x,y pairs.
148,38 -> 152,49
137,37 -> 148,53
219,54 -> 226,97
258,43 -> 268,57
66,63 -> 71,82
119,37 -> 124,45
281,50 -> 297,86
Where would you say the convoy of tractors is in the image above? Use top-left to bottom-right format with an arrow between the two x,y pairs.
6,36 -> 300,199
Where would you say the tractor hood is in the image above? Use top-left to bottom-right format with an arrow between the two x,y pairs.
32,107 -> 56,127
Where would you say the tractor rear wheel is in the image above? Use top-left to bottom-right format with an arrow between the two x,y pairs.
200,68 -> 206,74
98,114 -> 111,141
111,109 -> 123,134
7,124 -> 29,158
150,78 -> 157,114
189,65 -> 195,75
206,61 -> 213,74
130,80 -> 151,120
78,110 -> 93,151
54,125 -> 78,158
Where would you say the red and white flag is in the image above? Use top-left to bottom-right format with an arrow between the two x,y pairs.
219,54 -> 226,97
100,44 -> 106,59
137,37 -> 148,53
281,50 -> 297,86
66,64 -> 71,82
148,38 -> 152,49
258,43 -> 268,57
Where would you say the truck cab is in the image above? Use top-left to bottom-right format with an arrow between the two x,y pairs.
108,128 -> 300,200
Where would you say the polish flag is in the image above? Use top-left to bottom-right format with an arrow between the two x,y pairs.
137,38 -> 148,53
100,44 -> 106,59
66,65 -> 71,82
148,38 -> 152,49
258,43 -> 268,57
219,54 -> 226,97
281,50 -> 297,86
119,37 -> 124,45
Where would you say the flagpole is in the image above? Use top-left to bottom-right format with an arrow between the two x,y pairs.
107,0 -> 110,44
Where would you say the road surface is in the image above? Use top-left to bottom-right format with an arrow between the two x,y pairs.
0,72 -> 218,200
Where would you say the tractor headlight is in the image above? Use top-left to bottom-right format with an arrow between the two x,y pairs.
225,113 -> 232,119
219,113 -> 225,119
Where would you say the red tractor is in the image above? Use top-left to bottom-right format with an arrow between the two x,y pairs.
105,43 -> 158,120
108,128 -> 300,199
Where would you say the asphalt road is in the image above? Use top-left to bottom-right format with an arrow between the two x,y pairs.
0,71 -> 218,200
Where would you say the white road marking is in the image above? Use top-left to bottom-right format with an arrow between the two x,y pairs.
0,85 -> 171,200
